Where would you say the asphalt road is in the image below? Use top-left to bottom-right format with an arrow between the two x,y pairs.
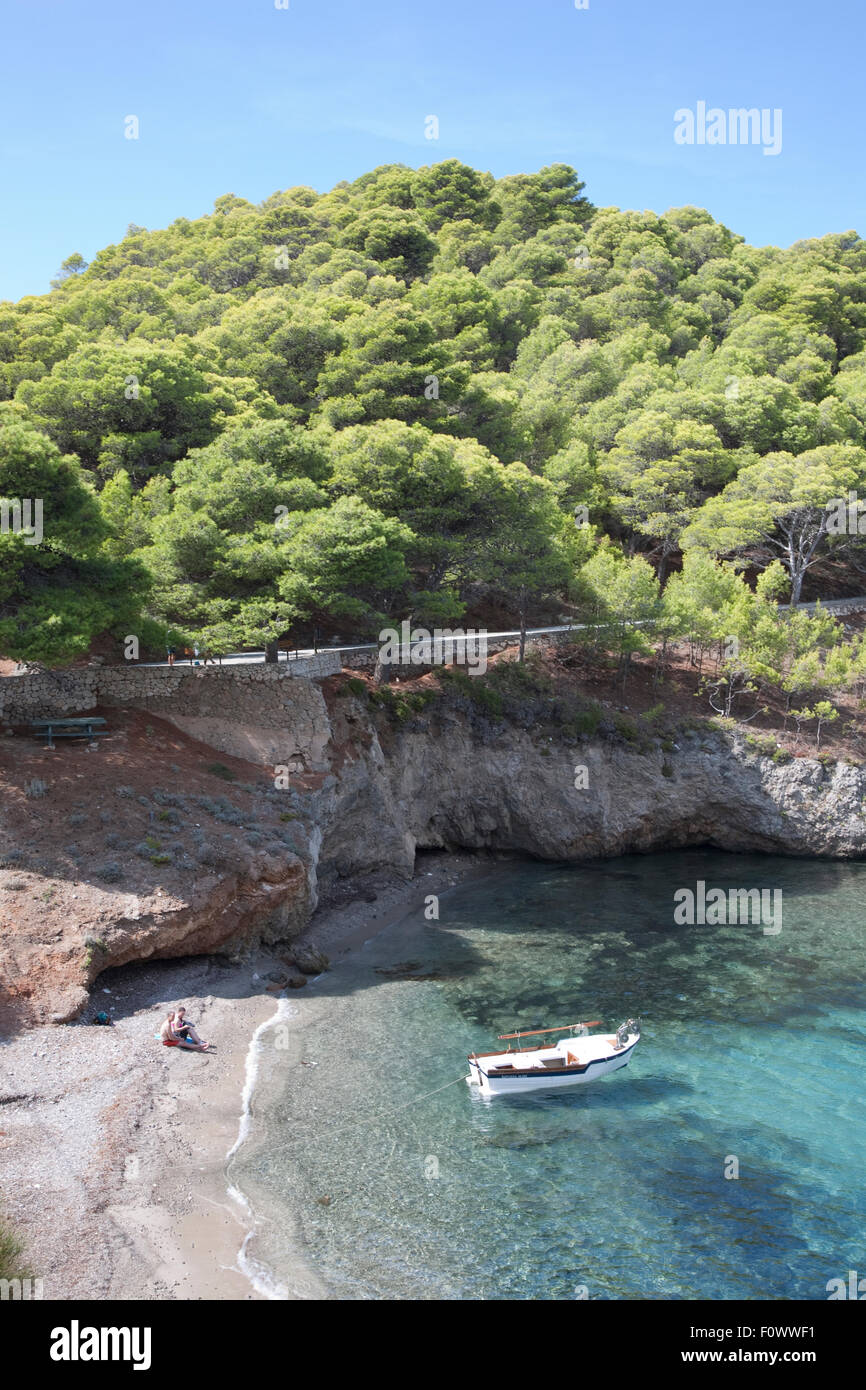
137,624 -> 580,668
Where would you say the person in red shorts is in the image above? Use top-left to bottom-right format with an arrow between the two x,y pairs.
159,1007 -> 211,1051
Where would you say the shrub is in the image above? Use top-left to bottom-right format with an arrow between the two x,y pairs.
24,779 -> 47,799
744,731 -> 792,765
640,703 -> 666,725
207,762 -> 236,781
438,667 -> 504,716
0,1214 -> 28,1283
711,716 -> 737,734
388,692 -> 424,721
371,687 -> 435,721
96,861 -> 123,883
68,813 -> 87,828
341,677 -> 366,697
115,785 -> 134,799
523,648 -> 552,686
152,789 -> 184,807
613,712 -> 639,743
569,707 -> 602,737
407,691 -> 433,712
745,732 -> 780,760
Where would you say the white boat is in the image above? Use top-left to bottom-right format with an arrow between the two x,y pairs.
467,1018 -> 641,1097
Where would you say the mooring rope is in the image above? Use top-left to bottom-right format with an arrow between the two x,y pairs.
291,1071 -> 471,1144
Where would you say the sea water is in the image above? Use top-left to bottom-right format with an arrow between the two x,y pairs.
232,850 -> 866,1300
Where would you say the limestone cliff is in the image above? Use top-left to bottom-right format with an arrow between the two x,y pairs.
317,691 -> 866,872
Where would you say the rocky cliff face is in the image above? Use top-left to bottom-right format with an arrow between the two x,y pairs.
317,695 -> 866,872
2,669 -> 864,1028
0,856 -> 312,1030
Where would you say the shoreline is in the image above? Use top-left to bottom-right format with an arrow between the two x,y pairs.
0,849 -> 495,1300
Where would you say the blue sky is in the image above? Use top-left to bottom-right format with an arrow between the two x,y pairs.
1,0 -> 862,302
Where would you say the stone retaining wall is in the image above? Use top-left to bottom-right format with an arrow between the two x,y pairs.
793,597 -> 866,616
0,651 -> 342,724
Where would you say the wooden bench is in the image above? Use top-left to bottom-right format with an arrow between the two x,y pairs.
29,717 -> 108,750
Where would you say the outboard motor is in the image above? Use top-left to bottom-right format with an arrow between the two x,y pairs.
616,1018 -> 640,1048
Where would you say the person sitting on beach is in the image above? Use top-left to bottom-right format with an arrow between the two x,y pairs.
160,1008 -> 211,1051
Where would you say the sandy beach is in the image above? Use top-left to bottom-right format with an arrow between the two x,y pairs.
0,849 -> 491,1300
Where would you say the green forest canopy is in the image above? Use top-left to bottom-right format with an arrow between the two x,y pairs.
2,159 -> 866,704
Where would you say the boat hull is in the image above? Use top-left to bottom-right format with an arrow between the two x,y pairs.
467,1036 -> 638,1097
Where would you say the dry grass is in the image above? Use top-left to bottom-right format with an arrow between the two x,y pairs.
0,1214 -> 28,1283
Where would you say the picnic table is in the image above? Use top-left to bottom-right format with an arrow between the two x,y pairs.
30,717 -> 109,750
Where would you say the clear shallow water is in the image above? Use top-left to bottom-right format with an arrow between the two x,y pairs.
235,851 -> 866,1300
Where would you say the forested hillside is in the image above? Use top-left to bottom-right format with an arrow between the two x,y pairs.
2,159 -> 866,720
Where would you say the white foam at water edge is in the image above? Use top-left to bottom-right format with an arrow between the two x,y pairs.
226,995 -> 297,1300
227,1184 -> 292,1301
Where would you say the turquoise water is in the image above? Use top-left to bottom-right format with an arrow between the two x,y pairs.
236,851 -> 866,1300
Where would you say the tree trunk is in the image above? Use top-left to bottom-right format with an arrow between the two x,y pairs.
265,639 -> 279,664
620,652 -> 630,697
653,638 -> 668,688
790,568 -> 804,605
518,589 -> 527,664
